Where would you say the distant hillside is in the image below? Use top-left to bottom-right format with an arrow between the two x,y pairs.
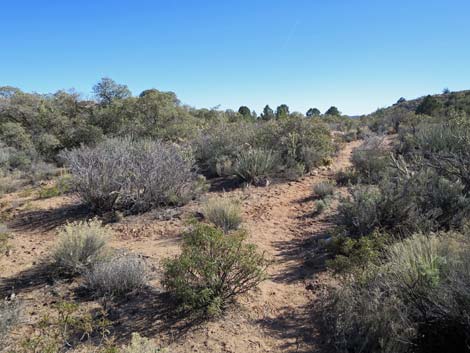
375,89 -> 470,117
365,89 -> 470,133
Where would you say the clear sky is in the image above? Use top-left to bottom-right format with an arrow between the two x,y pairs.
1,0 -> 470,115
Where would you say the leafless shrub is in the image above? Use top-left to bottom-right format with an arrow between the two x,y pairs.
60,138 -> 200,213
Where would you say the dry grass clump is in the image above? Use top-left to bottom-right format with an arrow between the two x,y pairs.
313,181 -> 335,199
202,197 -> 242,233
52,219 -> 111,276
84,254 -> 148,298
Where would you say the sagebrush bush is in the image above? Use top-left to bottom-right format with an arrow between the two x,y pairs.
314,198 -> 331,215
351,136 -> 389,184
61,138 -> 201,213
0,300 -> 20,348
325,232 -> 470,353
234,148 -> 277,184
337,185 -> 384,237
52,219 -> 111,276
84,254 -> 148,298
163,223 -> 268,316
313,181 -> 335,199
193,117 -> 333,181
202,197 -> 242,233
337,168 -> 470,239
193,122 -> 255,177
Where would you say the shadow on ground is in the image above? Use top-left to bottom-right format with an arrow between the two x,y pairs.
85,288 -> 205,345
8,203 -> 91,232
255,302 -> 333,353
0,262 -> 57,297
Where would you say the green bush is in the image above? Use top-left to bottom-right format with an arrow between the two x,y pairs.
163,223 -> 268,316
193,122 -> 255,177
193,117 -> 333,181
202,197 -> 243,233
351,137 -> 389,184
337,169 -> 470,239
38,175 -> 72,199
234,148 -> 277,184
325,232 -> 470,353
52,219 -> 111,276
326,231 -> 388,273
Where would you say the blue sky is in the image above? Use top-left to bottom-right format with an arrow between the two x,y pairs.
1,0 -> 470,115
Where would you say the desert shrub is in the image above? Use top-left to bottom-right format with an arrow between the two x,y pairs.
193,117 -> 333,181
193,122 -> 255,177
338,168 -> 470,239
84,254 -> 148,298
410,119 -> 470,191
233,148 -> 277,184
121,333 -> 162,353
0,172 -> 27,196
0,300 -> 20,348
325,232 -> 470,353
313,181 -> 335,199
20,300 -> 113,353
351,136 -> 389,184
337,185 -> 384,237
255,117 -> 333,173
52,219 -> 111,276
326,230 -> 389,273
27,160 -> 58,184
202,197 -> 242,233
314,198 -> 331,215
38,175 -> 73,199
335,168 -> 358,186
163,223 -> 268,316
61,138 -> 201,213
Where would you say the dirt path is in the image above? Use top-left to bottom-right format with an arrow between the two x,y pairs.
166,140 -> 361,353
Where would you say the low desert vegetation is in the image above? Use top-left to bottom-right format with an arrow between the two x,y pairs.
325,232 -> 470,353
84,254 -> 148,299
163,223 -> 268,316
19,301 -> 114,353
202,197 -> 243,233
52,219 -> 111,276
60,138 -> 202,214
313,181 -> 335,199
324,103 -> 470,352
